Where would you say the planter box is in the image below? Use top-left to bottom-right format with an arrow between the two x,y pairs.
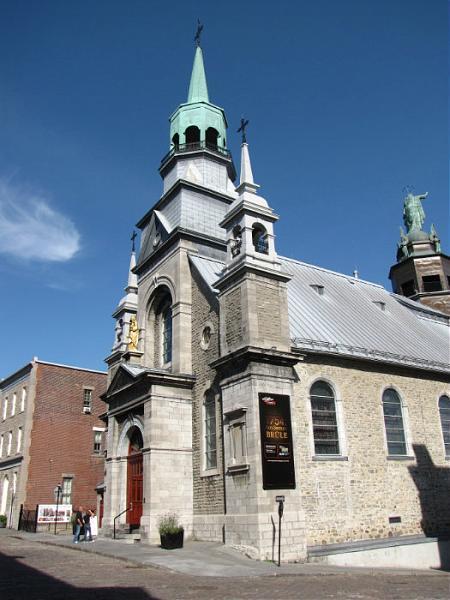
160,530 -> 184,549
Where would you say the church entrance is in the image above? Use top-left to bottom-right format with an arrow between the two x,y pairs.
126,427 -> 143,528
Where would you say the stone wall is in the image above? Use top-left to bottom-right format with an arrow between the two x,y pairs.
190,267 -> 224,540
293,356 -> 450,547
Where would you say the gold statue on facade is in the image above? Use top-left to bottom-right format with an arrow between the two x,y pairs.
127,315 -> 139,351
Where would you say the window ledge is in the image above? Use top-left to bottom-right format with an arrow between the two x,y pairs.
201,468 -> 220,478
387,455 -> 415,461
312,455 -> 348,462
227,463 -> 250,474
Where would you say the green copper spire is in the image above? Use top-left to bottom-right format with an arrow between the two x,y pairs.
168,45 -> 229,152
187,46 -> 209,103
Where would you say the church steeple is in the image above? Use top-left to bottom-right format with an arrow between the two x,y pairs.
167,40 -> 229,153
389,191 -> 450,315
187,46 -> 209,103
219,137 -> 279,270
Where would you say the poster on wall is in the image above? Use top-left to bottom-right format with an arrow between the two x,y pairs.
37,504 -> 72,524
259,393 -> 296,490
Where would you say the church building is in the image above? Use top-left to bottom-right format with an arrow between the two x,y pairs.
102,40 -> 450,564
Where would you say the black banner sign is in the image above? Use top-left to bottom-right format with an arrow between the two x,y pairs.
259,393 -> 296,490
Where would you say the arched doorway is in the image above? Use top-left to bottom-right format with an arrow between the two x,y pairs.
126,427 -> 143,529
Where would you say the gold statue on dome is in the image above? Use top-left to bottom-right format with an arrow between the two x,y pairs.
127,315 -> 139,351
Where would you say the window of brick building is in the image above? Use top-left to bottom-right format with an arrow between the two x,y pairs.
61,477 -> 73,504
0,435 -> 3,457
3,398 -> 8,421
11,393 -> 16,416
310,381 -> 340,455
7,432 -> 12,456
439,395 -> 450,458
16,427 -> 22,453
93,429 -> 103,454
21,388 -> 27,412
383,388 -> 407,455
83,389 -> 93,414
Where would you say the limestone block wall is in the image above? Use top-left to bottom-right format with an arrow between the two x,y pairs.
190,268 -> 224,540
293,356 -> 450,546
142,384 -> 193,544
221,366 -> 306,561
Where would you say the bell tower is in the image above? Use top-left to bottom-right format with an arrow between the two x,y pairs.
212,134 -> 306,562
389,191 -> 450,315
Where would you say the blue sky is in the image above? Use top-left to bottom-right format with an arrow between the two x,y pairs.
0,0 -> 447,377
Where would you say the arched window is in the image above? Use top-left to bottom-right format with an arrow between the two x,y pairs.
172,133 -> 179,149
439,394 -> 450,458
310,381 -> 340,455
203,390 -> 217,470
205,127 -> 219,149
161,303 -> 172,365
252,224 -> 268,254
185,125 -> 200,145
382,388 -> 407,455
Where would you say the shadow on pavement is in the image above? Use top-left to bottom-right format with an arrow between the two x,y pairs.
0,549 -> 159,600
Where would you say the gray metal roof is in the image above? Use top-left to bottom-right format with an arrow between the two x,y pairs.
189,254 -> 450,373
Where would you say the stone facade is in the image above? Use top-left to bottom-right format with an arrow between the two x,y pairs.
101,43 -> 450,563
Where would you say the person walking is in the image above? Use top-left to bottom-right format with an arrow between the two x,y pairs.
83,509 -> 93,542
72,506 -> 83,543
90,509 -> 98,540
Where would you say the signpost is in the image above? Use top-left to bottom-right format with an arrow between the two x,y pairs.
53,484 -> 62,535
275,495 -> 285,566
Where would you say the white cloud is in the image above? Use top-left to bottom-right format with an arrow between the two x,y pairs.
0,178 -> 81,262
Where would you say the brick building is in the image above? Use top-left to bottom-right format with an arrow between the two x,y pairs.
101,43 -> 450,565
0,359 -> 107,528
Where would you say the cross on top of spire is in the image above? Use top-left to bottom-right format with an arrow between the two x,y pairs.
130,230 -> 137,253
194,19 -> 203,47
237,117 -> 249,144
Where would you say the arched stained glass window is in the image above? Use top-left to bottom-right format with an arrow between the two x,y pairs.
161,304 -> 172,365
439,395 -> 450,458
310,381 -> 340,455
204,390 -> 217,470
383,388 -> 407,455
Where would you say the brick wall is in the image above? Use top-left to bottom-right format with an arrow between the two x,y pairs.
25,363 -> 107,510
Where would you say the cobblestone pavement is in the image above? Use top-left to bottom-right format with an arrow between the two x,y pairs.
0,531 -> 449,599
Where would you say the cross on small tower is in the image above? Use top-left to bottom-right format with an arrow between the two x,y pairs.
237,117 -> 249,144
130,230 -> 137,253
194,19 -> 203,47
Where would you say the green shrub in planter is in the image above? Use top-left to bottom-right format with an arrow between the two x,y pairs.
0,515 -> 7,528
158,513 -> 184,549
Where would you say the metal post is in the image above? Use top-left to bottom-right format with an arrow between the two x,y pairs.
275,495 -> 285,567
54,485 -> 61,535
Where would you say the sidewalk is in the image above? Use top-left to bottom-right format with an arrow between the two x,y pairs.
9,530 -> 437,578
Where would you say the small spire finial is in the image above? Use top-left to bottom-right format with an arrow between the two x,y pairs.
237,117 -> 249,144
194,19 -> 203,47
130,230 -> 137,253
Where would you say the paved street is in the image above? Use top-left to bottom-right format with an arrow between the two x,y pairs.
0,530 -> 449,599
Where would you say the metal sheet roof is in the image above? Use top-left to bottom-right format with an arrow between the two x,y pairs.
189,254 -> 450,373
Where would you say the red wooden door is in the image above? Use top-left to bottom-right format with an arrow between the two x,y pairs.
126,452 -> 143,526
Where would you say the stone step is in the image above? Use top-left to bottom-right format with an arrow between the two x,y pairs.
113,532 -> 141,543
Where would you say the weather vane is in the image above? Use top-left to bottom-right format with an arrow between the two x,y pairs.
194,19 -> 203,47
130,230 -> 137,253
237,117 -> 249,143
